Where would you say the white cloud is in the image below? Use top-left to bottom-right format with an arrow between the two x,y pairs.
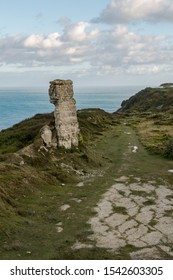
70,57 -> 83,62
0,21 -> 173,80
24,33 -> 62,48
62,21 -> 99,42
126,64 -> 171,74
88,25 -> 169,68
93,0 -> 173,24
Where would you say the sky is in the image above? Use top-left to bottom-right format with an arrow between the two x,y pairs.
0,0 -> 173,87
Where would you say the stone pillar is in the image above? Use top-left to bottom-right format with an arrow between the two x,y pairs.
49,79 -> 79,149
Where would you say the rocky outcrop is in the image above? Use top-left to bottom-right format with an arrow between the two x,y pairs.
40,125 -> 52,148
40,124 -> 57,148
49,79 -> 79,149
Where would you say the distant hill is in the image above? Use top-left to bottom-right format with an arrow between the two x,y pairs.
119,86 -> 173,112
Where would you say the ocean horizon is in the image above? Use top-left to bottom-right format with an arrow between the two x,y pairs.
0,85 -> 144,131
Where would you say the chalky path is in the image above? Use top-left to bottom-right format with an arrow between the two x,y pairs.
73,176 -> 173,259
88,176 -> 173,259
72,127 -> 173,259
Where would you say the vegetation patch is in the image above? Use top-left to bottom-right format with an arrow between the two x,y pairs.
166,194 -> 173,200
149,219 -> 158,227
164,210 -> 173,217
118,190 -> 126,196
143,199 -> 156,206
120,87 -> 173,113
112,206 -> 128,215
130,190 -> 148,196
116,244 -> 139,260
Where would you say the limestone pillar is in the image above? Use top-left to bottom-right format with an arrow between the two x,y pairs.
49,79 -> 79,149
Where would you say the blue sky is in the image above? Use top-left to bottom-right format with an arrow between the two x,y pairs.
0,0 -> 173,87
0,0 -> 109,35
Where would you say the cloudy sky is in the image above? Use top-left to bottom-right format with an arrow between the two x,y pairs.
0,0 -> 173,87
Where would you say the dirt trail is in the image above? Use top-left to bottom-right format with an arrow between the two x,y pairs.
72,126 -> 173,259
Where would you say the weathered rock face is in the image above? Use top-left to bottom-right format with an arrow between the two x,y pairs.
40,125 -> 52,148
49,79 -> 79,149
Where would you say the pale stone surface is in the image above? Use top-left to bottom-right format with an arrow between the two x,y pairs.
115,198 -> 136,209
40,125 -> 53,147
71,198 -> 82,203
112,183 -> 128,191
118,219 -> 138,233
56,227 -> 63,233
142,183 -> 155,192
49,79 -> 79,149
72,176 -> 173,259
96,200 -> 113,218
154,217 -> 173,235
136,209 -> 153,225
127,225 -> 148,241
60,204 -> 71,211
76,182 -> 84,187
94,233 -> 126,250
56,222 -> 63,233
89,217 -> 109,235
132,146 -> 138,153
130,195 -> 146,205
72,241 -> 93,250
130,247 -> 162,260
129,182 -> 154,193
115,176 -> 129,182
128,206 -> 139,217
159,245 -> 173,256
167,233 -> 173,243
105,213 -> 128,228
141,231 -> 162,246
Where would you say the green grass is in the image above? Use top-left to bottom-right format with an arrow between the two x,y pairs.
118,190 -> 126,196
164,210 -> 173,217
0,109 -> 119,259
143,199 -> 156,206
0,113 -> 55,154
149,219 -> 158,227
130,190 -> 148,196
0,109 -> 173,259
112,206 -> 128,215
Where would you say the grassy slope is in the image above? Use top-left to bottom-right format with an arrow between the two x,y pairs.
119,87 -> 173,159
0,125 -> 124,260
0,109 -> 119,259
0,110 -> 173,259
120,112 -> 173,158
120,87 -> 173,112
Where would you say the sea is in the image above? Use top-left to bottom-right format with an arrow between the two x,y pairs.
0,85 -> 144,131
